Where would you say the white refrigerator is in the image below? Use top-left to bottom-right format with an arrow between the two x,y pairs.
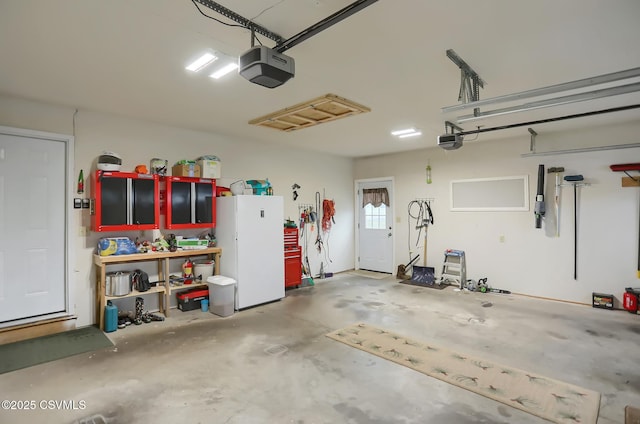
216,195 -> 285,309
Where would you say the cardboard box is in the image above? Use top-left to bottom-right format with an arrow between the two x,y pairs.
592,292 -> 614,309
196,159 -> 221,179
176,238 -> 209,250
172,164 -> 200,177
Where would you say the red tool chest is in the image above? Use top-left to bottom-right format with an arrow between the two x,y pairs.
624,288 -> 640,313
284,228 -> 302,288
160,176 -> 216,229
91,170 -> 160,232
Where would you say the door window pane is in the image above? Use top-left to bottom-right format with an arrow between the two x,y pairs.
364,203 -> 386,229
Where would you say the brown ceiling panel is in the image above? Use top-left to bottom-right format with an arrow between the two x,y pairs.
249,93 -> 371,132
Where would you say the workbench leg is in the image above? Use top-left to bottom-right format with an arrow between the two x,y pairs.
164,257 -> 171,317
97,265 -> 106,331
157,259 -> 165,316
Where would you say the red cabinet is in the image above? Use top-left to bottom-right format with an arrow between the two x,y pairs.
91,170 -> 160,232
161,176 -> 216,229
284,228 -> 302,288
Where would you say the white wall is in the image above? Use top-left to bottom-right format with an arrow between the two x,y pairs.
355,122 -> 640,306
0,95 -> 354,326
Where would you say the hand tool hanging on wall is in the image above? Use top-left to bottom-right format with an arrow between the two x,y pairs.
407,199 -> 435,282
534,164 -> 545,228
321,190 -> 335,266
547,167 -> 565,237
292,183 -> 300,201
322,198 -> 336,233
315,192 -> 323,253
609,163 -> 640,278
422,200 -> 434,267
564,175 -> 585,280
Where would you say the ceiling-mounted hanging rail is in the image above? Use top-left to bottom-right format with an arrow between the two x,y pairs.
442,67 -> 640,113
456,81 -> 640,123
457,103 -> 640,137
520,143 -> 640,157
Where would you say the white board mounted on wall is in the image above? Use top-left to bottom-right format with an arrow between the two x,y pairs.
450,175 -> 529,211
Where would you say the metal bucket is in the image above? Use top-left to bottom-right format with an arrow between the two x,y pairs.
106,271 -> 131,296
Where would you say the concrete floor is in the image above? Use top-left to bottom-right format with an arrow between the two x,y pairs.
1,272 -> 639,424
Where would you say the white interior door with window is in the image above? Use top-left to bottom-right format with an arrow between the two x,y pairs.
357,178 -> 394,273
0,126 -> 72,326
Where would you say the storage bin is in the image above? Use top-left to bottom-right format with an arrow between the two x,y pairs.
194,260 -> 215,282
592,292 -> 614,309
207,276 -> 236,317
196,156 -> 221,179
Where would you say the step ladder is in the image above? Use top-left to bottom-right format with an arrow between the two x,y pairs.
440,249 -> 466,288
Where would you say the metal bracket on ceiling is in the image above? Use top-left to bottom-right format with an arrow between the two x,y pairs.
444,120 -> 464,134
528,128 -> 538,153
446,49 -> 486,116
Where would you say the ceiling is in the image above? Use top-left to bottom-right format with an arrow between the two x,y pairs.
1,0 -> 640,158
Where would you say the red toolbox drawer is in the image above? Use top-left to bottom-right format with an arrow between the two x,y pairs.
285,247 -> 302,288
284,228 -> 298,248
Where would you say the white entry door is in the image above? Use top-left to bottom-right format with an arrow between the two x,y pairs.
357,179 -> 394,273
0,129 -> 68,324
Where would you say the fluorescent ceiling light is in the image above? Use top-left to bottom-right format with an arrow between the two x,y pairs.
398,131 -> 422,139
210,62 -> 239,79
186,52 -> 218,72
391,128 -> 417,136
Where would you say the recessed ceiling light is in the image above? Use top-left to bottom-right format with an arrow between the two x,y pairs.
398,131 -> 422,139
210,62 -> 239,79
391,128 -> 416,136
186,52 -> 218,72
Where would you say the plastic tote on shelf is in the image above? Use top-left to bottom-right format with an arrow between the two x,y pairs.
206,275 -> 236,317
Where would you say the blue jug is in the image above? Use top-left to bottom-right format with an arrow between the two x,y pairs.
104,300 -> 118,333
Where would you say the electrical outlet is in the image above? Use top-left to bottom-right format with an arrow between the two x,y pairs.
79,226 -> 87,237
499,235 -> 505,243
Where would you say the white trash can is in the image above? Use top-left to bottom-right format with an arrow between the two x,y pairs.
206,276 -> 236,317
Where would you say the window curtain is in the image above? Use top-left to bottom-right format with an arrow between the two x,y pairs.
362,188 -> 389,208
